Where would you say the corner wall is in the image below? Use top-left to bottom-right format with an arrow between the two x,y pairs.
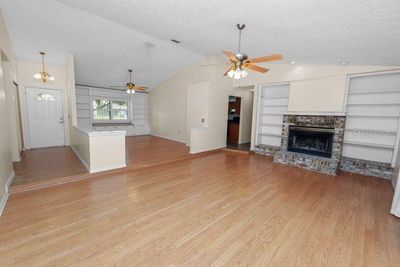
0,9 -> 19,215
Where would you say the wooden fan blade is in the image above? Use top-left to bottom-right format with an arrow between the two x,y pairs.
222,50 -> 238,62
246,54 -> 283,63
135,86 -> 148,91
245,64 -> 269,73
223,66 -> 234,76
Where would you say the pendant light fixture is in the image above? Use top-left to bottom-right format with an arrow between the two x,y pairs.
33,51 -> 55,82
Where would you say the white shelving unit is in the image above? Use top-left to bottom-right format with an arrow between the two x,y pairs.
343,72 -> 400,165
75,85 -> 150,136
256,84 -> 290,147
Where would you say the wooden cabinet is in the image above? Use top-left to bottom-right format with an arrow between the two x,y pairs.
228,122 -> 240,145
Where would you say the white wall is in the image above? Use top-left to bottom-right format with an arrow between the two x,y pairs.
149,57 -> 222,143
150,56 -> 233,151
289,76 -> 347,112
0,10 -> 19,215
17,60 -> 70,149
149,58 -> 400,154
234,64 -> 399,113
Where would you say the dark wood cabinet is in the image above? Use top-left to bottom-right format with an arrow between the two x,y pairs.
228,122 -> 240,145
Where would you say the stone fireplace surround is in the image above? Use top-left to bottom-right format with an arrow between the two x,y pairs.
273,114 -> 346,175
255,113 -> 395,178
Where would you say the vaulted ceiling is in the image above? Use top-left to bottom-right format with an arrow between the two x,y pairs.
1,0 -> 400,87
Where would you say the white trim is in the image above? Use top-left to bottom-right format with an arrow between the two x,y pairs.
90,163 -> 126,173
70,145 -> 90,172
190,145 -> 225,154
347,69 -> 400,78
0,171 -> 15,217
283,111 -> 346,116
392,114 -> 400,168
150,133 -> 186,144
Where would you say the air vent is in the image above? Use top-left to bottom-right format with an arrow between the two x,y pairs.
144,42 -> 156,48
171,39 -> 181,44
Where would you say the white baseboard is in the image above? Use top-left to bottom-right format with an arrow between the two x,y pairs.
190,145 -> 225,154
0,171 -> 15,217
150,133 -> 186,144
90,163 -> 126,173
70,145 -> 90,172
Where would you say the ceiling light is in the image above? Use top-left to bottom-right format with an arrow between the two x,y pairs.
228,67 -> 248,79
33,51 -> 55,82
126,89 -> 135,94
290,61 -> 296,65
340,61 -> 349,65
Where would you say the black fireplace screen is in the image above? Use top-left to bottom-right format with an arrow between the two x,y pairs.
288,126 -> 334,158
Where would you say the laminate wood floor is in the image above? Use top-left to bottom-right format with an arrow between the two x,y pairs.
2,151 -> 399,266
12,146 -> 88,186
11,136 -> 190,188
125,135 -> 190,168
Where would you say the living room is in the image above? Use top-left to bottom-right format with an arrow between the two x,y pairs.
0,0 -> 399,265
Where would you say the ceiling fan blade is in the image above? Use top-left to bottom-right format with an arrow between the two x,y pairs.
135,86 -> 148,91
246,54 -> 283,63
222,50 -> 238,62
223,66 -> 234,76
245,64 -> 269,73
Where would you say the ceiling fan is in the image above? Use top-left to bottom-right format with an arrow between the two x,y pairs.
223,24 -> 283,79
110,69 -> 148,94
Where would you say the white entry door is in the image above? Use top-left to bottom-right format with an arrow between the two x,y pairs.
26,88 -> 65,148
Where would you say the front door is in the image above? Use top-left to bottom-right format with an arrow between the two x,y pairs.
26,88 -> 65,148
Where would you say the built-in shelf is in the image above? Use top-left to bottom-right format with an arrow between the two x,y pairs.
344,128 -> 397,135
261,95 -> 289,99
346,113 -> 399,118
260,123 -> 282,127
344,140 -> 394,149
347,102 -> 400,106
261,104 -> 288,107
348,89 -> 400,95
258,132 -> 281,137
260,113 -> 283,116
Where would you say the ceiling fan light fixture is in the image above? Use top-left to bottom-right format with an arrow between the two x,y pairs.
229,67 -> 248,79
126,89 -> 135,94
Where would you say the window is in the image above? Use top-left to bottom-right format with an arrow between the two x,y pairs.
92,98 -> 128,122
36,93 -> 55,102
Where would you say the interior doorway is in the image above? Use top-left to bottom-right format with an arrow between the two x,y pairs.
227,96 -> 241,146
226,91 -> 254,151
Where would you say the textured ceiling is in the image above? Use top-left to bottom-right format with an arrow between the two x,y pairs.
57,0 -> 400,66
1,0 -> 400,89
0,0 -> 202,88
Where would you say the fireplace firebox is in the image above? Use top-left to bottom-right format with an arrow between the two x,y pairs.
287,126 -> 334,158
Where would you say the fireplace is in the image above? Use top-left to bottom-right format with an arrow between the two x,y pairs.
288,126 -> 334,158
272,114 -> 346,175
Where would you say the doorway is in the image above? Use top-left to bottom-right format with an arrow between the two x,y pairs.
26,88 -> 65,148
226,91 -> 253,151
